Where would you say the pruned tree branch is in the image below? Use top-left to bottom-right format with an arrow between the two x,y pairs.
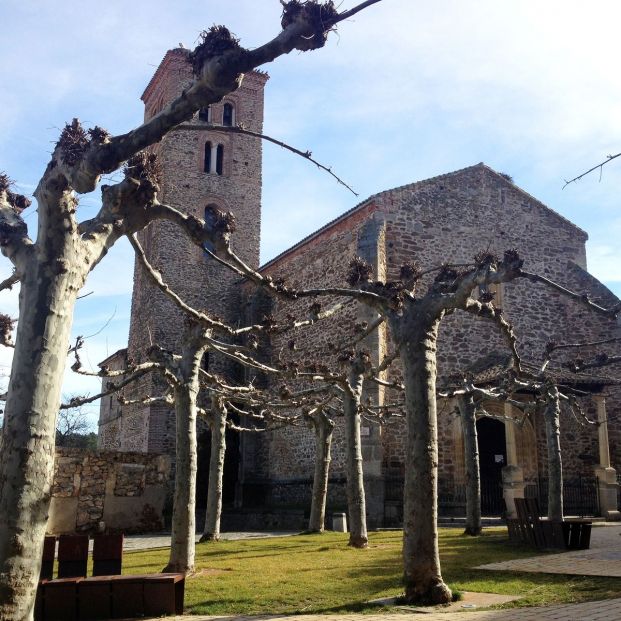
0,272 -> 19,292
563,152 -> 621,188
519,269 -> 621,318
178,123 -> 357,195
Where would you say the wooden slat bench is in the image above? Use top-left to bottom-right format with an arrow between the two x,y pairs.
510,497 -> 592,550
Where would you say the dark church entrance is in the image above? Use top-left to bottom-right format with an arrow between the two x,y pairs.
476,417 -> 506,515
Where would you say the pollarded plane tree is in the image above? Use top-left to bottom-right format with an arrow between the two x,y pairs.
129,227 -> 359,546
203,233 -> 619,604
130,226 -> 400,548
205,387 -> 336,539
0,2 -> 384,616
438,333 -> 614,531
525,337 -> 621,519
211,248 -> 525,603
258,301 -> 403,547
132,211 -> 403,548
68,313 -> 336,567
69,323 -> 218,572
127,228 -> 389,555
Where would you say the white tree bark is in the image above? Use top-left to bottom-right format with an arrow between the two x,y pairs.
457,394 -> 482,536
164,326 -> 209,573
343,360 -> 368,548
0,265 -> 84,620
201,397 -> 228,542
307,410 -> 335,533
399,320 -> 452,605
543,385 -> 563,521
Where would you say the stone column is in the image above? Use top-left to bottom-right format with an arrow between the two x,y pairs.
502,403 -> 524,518
210,143 -> 218,174
593,396 -> 621,520
357,216 -> 386,528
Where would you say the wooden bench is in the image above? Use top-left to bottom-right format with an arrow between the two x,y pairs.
35,573 -> 185,620
510,497 -> 592,550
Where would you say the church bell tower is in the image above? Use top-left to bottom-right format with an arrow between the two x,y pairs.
119,48 -> 268,453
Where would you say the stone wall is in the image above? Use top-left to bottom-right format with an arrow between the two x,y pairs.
255,163 -> 620,519
48,448 -> 170,534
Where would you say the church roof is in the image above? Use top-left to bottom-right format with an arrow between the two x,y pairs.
98,348 -> 127,368
261,163 -> 588,272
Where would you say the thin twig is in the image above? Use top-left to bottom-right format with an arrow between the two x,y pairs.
563,152 -> 621,188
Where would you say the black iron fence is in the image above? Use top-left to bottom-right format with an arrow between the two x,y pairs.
385,478 -> 504,521
384,474 -> 599,526
524,475 -> 598,517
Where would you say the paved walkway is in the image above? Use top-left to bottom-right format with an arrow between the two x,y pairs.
122,531 -> 294,552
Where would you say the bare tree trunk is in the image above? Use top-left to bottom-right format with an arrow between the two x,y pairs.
200,397 -> 227,542
543,386 -> 563,521
307,410 -> 335,533
400,320 -> 452,605
0,261 -> 83,621
343,366 -> 368,548
164,328 -> 208,573
457,394 -> 482,536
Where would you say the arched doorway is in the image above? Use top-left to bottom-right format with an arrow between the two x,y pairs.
476,417 -> 506,515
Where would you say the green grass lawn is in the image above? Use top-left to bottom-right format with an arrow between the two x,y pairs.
122,528 -> 621,615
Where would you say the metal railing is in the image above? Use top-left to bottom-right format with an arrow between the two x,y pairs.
524,475 -> 598,517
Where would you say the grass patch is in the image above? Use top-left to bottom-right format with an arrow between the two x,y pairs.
121,528 -> 621,615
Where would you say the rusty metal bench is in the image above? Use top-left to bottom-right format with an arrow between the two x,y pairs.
92,533 -> 124,576
58,535 -> 89,579
40,536 -> 57,581
36,573 -> 185,620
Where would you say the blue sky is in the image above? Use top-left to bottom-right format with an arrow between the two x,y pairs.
1,0 -> 621,429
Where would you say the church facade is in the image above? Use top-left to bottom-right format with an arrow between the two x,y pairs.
98,49 -> 621,528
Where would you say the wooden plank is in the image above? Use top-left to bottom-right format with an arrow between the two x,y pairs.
110,575 -> 145,618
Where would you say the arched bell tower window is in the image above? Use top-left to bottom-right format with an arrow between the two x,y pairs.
204,142 -> 212,173
223,103 -> 234,127
216,145 -> 224,175
199,106 -> 211,122
203,143 -> 225,175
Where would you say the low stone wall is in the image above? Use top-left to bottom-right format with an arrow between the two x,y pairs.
48,448 -> 170,534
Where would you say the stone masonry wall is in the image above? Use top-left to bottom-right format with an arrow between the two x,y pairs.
97,349 -> 128,451
257,163 -> 620,517
48,448 -> 170,534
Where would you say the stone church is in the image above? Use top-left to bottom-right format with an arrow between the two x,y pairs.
98,48 -> 621,529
